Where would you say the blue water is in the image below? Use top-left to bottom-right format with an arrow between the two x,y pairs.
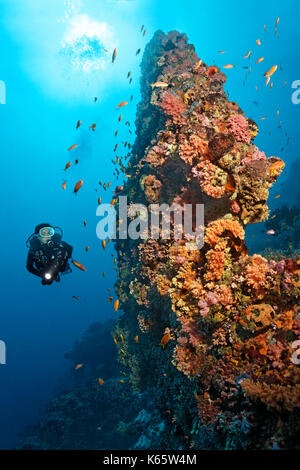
0,0 -> 299,449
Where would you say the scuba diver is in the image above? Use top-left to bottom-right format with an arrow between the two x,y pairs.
26,223 -> 73,285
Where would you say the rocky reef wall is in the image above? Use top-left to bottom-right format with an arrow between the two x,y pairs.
113,30 -> 300,450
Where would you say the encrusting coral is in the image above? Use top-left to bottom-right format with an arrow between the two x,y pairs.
113,30 -> 300,449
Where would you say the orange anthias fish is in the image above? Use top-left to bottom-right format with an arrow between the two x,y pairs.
223,64 -> 235,69
256,57 -> 264,64
108,296 -> 113,302
72,260 -> 87,271
134,335 -> 138,343
194,59 -> 202,71
112,48 -> 117,63
62,181 -> 66,190
68,144 -> 78,151
74,180 -> 83,193
114,299 -> 119,312
116,101 -> 128,108
76,120 -> 81,129
102,240 -> 106,250
256,39 -> 261,45
64,161 -> 72,170
118,115 -> 122,122
243,50 -> 251,58
160,333 -> 171,348
83,220 -> 87,227
89,123 -> 96,131
98,378 -> 104,386
275,17 -> 280,28
75,364 -> 84,370
264,65 -> 278,77
150,81 -> 168,88
85,246 -> 89,252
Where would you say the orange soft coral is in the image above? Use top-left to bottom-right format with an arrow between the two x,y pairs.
205,219 -> 245,247
244,255 -> 268,299
242,379 -> 300,411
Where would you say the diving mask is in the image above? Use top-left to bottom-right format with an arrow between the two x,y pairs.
39,226 -> 55,240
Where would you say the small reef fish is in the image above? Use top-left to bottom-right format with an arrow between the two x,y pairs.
275,17 -> 280,28
243,50 -> 251,58
151,81 -> 168,88
98,378 -> 104,386
266,229 -> 275,235
160,333 -> 171,348
114,299 -> 119,312
74,180 -> 83,193
256,39 -> 261,45
72,260 -> 87,271
62,181 -> 66,190
72,296 -> 80,301
256,57 -> 264,64
68,144 -> 78,151
76,120 -> 81,129
108,297 -> 113,302
275,194 -> 280,198
218,51 -> 225,54
223,64 -> 235,69
64,161 -> 72,170
75,364 -> 84,370
89,123 -> 96,131
118,115 -> 122,122
75,159 -> 79,164
116,101 -> 128,108
102,240 -> 106,250
134,335 -> 138,343
264,65 -> 278,77
112,48 -> 117,63
136,48 -> 141,55
194,59 -> 202,71
98,197 -> 101,204
94,97 -> 98,102
85,246 -> 89,252
83,220 -> 87,227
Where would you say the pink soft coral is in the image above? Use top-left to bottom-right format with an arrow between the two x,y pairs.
159,92 -> 187,124
227,113 -> 251,143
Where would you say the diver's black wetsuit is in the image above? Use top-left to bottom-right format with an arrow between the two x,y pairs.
26,234 -> 73,283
